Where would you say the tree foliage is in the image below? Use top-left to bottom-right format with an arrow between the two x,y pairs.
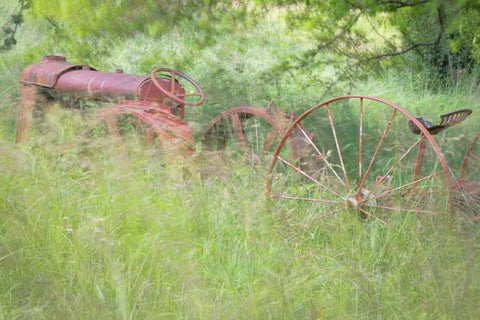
22,0 -> 253,61
27,0 -> 249,39
11,0 -> 480,85
0,0 -> 29,51
256,0 -> 480,83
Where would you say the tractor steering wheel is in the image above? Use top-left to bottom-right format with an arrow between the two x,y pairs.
150,68 -> 205,107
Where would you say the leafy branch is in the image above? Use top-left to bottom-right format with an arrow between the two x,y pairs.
264,0 -> 454,96
1,0 -> 30,51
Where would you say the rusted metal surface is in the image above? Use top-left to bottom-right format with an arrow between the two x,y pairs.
20,56 -> 187,106
265,98 -> 478,219
16,55 -> 205,153
406,110 -> 477,216
150,68 -> 205,107
19,55 -> 94,88
201,104 -> 316,163
460,131 -> 480,176
54,69 -> 180,103
95,100 -> 195,156
407,110 -> 480,218
16,84 -> 39,143
407,109 -> 472,135
202,105 -> 289,148
413,137 -> 427,181
454,131 -> 480,218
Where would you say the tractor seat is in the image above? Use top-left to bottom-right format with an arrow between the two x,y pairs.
408,109 -> 473,135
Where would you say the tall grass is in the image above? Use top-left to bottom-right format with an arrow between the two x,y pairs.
1,129 -> 480,319
1,3 -> 480,319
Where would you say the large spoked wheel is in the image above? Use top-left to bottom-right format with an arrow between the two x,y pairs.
266,95 -> 451,223
201,106 -> 292,164
151,68 -> 205,107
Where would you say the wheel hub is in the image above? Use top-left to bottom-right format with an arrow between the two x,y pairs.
346,189 -> 375,210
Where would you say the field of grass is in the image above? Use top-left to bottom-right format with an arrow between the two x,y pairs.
2,119 -> 480,319
1,3 -> 480,319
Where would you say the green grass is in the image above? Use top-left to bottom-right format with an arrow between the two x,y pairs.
1,114 -> 480,319
1,3 -> 480,319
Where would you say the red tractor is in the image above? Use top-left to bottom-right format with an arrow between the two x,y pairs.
17,55 -> 205,155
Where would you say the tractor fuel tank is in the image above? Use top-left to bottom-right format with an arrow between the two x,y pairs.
19,55 -> 184,104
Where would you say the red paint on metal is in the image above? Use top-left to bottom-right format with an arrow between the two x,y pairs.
20,55 -> 94,88
151,68 -> 205,106
16,56 -> 205,154
413,137 -> 427,181
202,106 -> 290,138
201,105 -> 297,157
95,100 -> 194,156
18,55 -> 189,109
53,69 -> 183,104
460,131 -> 479,177
16,84 -> 38,143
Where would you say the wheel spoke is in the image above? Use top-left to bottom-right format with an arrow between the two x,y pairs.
357,109 -> 397,196
229,114 -> 247,152
374,171 -> 443,199
358,98 -> 364,184
360,203 -> 447,216
95,102 -> 195,156
314,208 -> 344,221
277,156 -> 344,199
104,115 -> 121,139
326,104 -> 350,189
460,132 -> 480,177
296,124 -> 348,189
263,127 -> 278,150
253,118 -> 260,151
370,136 -> 424,195
357,207 -> 388,225
413,137 -> 427,180
270,194 -> 343,204
202,106 -> 288,162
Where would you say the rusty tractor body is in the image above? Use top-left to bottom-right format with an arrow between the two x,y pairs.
17,55 -> 205,155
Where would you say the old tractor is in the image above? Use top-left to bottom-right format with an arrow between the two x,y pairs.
16,56 -> 477,220
17,55 -> 205,155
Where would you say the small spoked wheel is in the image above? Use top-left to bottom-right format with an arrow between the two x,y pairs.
266,95 -> 451,223
201,106 -> 291,164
